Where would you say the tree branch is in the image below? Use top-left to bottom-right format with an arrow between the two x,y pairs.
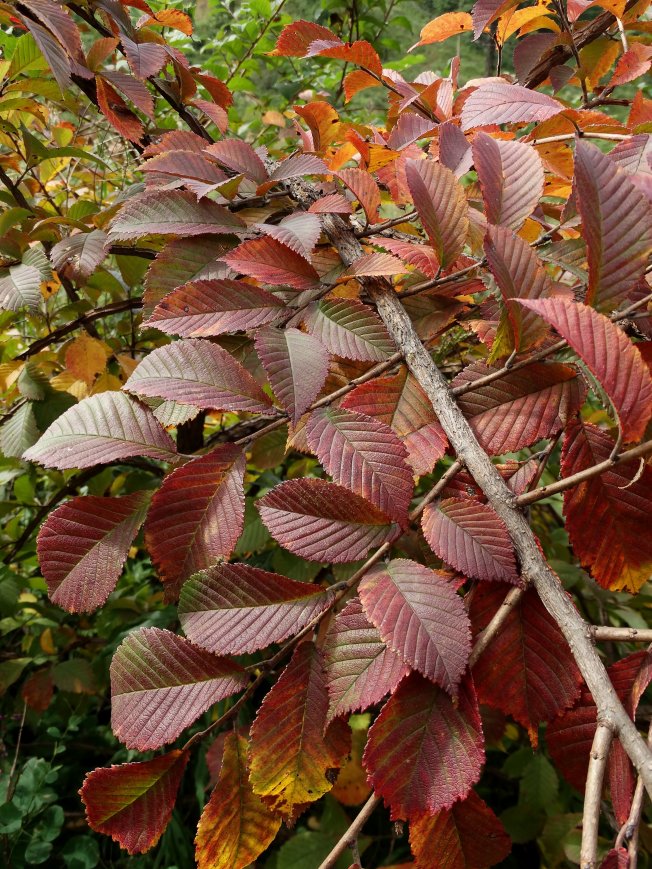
580,722 -> 614,869
591,627 -> 652,644
318,211 -> 652,796
317,793 -> 381,869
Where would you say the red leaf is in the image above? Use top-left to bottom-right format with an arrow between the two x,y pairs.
323,596 -> 409,724
21,669 -> 53,713
461,83 -> 562,131
405,159 -> 468,268
518,298 -> 652,443
271,20 -> 340,56
108,190 -> 246,241
439,122 -> 473,177
561,421 -> 652,592
255,326 -> 329,425
409,790 -> 512,869
224,236 -> 320,289
306,407 -> 413,526
610,43 -> 652,87
111,627 -> 247,750
122,35 -> 167,78
373,238 -> 441,279
338,168 -> 382,224
80,751 -> 189,854
473,132 -> 544,230
142,150 -> 228,186
124,338 -> 274,414
295,101 -> 341,153
305,298 -> 396,362
96,77 -> 144,144
269,154 -> 329,181
363,673 -> 484,819
196,732 -> 281,869
257,478 -> 401,563
470,585 -> 582,742
483,225 -> 551,355
23,392 -> 177,470
307,38 -> 383,76
257,213 -> 322,259
422,498 -> 519,584
146,279 -> 284,337
249,642 -> 350,818
359,558 -> 471,693
178,563 -> 333,655
37,491 -> 149,613
308,192 -> 353,214
547,650 -> 652,793
144,445 -> 245,596
471,0 -> 519,39
574,139 -> 652,311
101,70 -> 154,118
600,849 -> 630,869
387,114 -> 438,151
343,252 -> 408,277
453,361 -> 585,455
341,367 -> 447,476
205,139 -> 268,184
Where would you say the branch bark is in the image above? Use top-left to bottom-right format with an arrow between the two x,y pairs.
317,793 -> 381,869
320,211 -> 652,796
580,722 -> 614,869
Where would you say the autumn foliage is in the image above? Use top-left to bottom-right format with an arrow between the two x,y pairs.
2,0 -> 652,866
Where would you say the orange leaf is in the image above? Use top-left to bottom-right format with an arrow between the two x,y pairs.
410,12 -> 473,49
196,732 -> 280,869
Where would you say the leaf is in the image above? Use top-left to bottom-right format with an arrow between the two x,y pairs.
269,154 -> 329,181
518,298 -> 652,443
110,627 -> 246,750
337,168 -> 382,224
599,849 -> 630,869
610,43 -> 652,87
409,790 -> 512,869
405,159 -> 468,268
308,192 -> 353,214
306,407 -> 413,526
124,338 -> 274,414
179,563 -> 334,655
224,236 -> 320,289
144,445 -> 245,596
96,77 -> 144,144
122,35 -> 167,79
205,139 -> 268,184
342,367 -> 447,475
473,133 -> 544,231
18,14 -> 71,92
50,230 -> 108,280
323,597 -> 409,724
272,20 -> 341,56
257,213 -> 322,259
363,673 -> 484,819
343,252 -> 407,277
37,491 -> 149,613
483,225 -> 551,355
461,83 -> 563,131
547,650 -> 652,793
470,584 -> 582,742
0,262 -> 42,311
65,335 -> 108,386
411,12 -> 473,49
307,39 -> 383,76
80,751 -> 189,855
453,361 -> 585,455
257,478 -> 401,563
255,326 -> 329,425
143,237 -> 231,315
422,498 -> 519,584
145,279 -> 284,337
305,298 -> 396,362
23,392 -> 177,469
295,102 -> 341,153
108,190 -> 246,241
574,139 -> 652,311
249,642 -> 350,818
196,732 -> 281,869
359,558 -> 470,693
439,122 -> 473,178
471,0 -> 519,39
561,421 -> 652,592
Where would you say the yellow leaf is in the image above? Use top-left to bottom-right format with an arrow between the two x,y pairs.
91,372 -> 123,394
578,38 -> 621,90
64,335 -> 108,386
0,361 -> 23,391
41,276 -> 61,299
411,12 -> 473,49
116,353 -> 139,380
50,370 -> 89,399
518,217 -> 544,244
262,110 -> 286,127
331,728 -> 372,806
40,628 -> 55,655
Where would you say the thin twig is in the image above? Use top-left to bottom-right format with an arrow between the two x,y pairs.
590,627 -> 652,643
469,586 -> 525,667
227,0 -> 290,84
580,722 -> 614,869
614,721 -> 652,868
517,439 -> 652,507
317,793 -> 381,869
